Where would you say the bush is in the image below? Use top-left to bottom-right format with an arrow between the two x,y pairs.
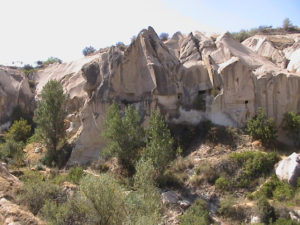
215,176 -> 232,191
43,57 -> 62,66
205,124 -> 238,147
179,199 -> 211,225
18,171 -> 61,215
159,32 -> 169,41
282,112 -> 300,146
5,118 -> 31,143
0,138 -> 24,165
229,151 -> 279,187
66,167 -> 85,184
283,18 -> 293,30
82,46 -> 96,56
256,176 -> 295,201
246,108 -> 277,145
142,110 -> 175,173
40,198 -> 91,225
218,195 -> 245,220
195,162 -> 218,184
102,103 -> 144,173
79,174 -> 127,225
257,197 -> 276,224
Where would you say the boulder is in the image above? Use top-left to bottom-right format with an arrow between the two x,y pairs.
161,191 -> 179,205
276,153 -> 300,186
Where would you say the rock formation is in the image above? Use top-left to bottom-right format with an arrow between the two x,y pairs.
276,153 -> 300,186
0,66 -> 34,132
1,27 -> 300,164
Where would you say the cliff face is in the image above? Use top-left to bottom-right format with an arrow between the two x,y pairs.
0,66 -> 34,132
1,27 -> 300,164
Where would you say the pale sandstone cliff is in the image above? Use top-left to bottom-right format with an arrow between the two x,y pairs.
1,27 -> 299,164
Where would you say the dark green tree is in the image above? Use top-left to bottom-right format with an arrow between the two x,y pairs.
34,80 -> 67,165
246,108 -> 277,145
142,110 -> 175,172
282,112 -> 300,146
102,103 -> 144,172
5,118 -> 31,143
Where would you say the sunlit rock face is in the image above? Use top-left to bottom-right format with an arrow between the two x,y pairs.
1,27 -> 300,164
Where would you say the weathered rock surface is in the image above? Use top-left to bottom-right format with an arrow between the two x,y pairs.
1,27 -> 300,164
276,153 -> 300,186
0,66 -> 34,132
243,34 -> 300,72
0,197 -> 44,225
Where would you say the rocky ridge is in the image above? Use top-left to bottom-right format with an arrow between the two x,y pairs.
0,27 -> 300,164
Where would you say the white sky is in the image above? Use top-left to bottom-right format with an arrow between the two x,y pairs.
0,0 -> 218,66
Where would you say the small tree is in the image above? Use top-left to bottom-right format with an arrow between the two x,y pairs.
82,46 -> 96,56
159,32 -> 169,41
34,80 -> 67,166
246,108 -> 277,145
142,110 -> 175,172
102,103 -> 144,172
283,18 -> 292,30
282,112 -> 300,146
5,118 -> 31,143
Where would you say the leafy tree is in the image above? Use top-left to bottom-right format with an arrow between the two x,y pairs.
82,46 -> 96,56
282,112 -> 300,146
142,110 -> 175,172
246,108 -> 277,145
34,80 -> 67,166
159,32 -> 169,41
102,103 -> 144,172
5,118 -> 31,143
283,18 -> 293,30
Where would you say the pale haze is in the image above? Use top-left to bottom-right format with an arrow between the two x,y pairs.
0,0 -> 299,66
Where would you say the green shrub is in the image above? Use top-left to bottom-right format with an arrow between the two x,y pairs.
5,118 -> 31,143
43,57 -> 62,65
229,151 -> 279,187
143,110 -> 175,173
257,197 -> 276,224
102,103 -> 144,173
255,176 -> 295,201
40,197 -> 92,225
218,195 -> 245,220
246,108 -> 277,145
282,112 -> 300,146
79,174 -> 127,225
66,167 -> 85,184
18,171 -> 60,215
215,176 -> 232,191
0,138 -> 24,164
179,199 -> 211,225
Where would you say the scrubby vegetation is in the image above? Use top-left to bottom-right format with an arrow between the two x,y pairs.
179,199 -> 211,225
2,97 -> 300,224
246,108 -> 277,145
282,112 -> 300,147
82,46 -> 96,56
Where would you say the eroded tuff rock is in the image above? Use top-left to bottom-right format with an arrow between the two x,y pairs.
243,33 -> 300,72
1,27 -> 300,164
0,66 -> 34,132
